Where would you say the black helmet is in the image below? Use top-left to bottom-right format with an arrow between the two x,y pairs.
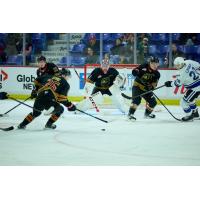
61,68 -> 71,77
149,56 -> 159,63
37,55 -> 46,62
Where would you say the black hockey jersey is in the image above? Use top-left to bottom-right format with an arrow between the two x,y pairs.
36,63 -> 60,77
34,74 -> 71,107
132,63 -> 160,90
87,67 -> 119,89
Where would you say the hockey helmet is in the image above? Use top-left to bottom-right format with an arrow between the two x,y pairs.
149,56 -> 159,63
101,59 -> 110,74
101,59 -> 110,68
37,55 -> 46,62
174,57 -> 185,69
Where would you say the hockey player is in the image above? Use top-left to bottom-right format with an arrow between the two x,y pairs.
77,59 -> 128,113
165,57 -> 200,121
0,92 -> 8,100
30,56 -> 60,99
128,56 -> 160,121
36,55 -> 60,77
17,68 -> 76,129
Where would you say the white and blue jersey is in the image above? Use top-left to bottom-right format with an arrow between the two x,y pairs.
173,60 -> 200,114
173,60 -> 200,91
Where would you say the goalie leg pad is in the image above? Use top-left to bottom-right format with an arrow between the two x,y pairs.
76,91 -> 103,111
109,84 -> 129,114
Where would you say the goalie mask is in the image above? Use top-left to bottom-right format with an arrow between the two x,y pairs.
101,59 -> 110,74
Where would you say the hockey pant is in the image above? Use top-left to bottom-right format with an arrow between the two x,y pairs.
131,86 -> 157,110
180,89 -> 200,115
20,90 -> 64,127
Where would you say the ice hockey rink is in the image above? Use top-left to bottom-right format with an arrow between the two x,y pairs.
0,99 -> 200,166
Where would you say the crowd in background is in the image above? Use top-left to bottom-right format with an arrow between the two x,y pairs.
0,33 -> 200,67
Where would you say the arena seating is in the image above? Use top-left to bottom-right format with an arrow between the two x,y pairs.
2,33 -> 200,66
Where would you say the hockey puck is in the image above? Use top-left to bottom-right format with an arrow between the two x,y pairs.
101,129 -> 106,131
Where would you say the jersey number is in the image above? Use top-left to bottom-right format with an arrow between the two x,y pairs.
46,79 -> 57,91
189,71 -> 199,81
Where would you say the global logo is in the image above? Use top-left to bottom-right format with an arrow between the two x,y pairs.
0,70 -> 8,82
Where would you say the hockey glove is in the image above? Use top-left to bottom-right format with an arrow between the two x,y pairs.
67,103 -> 76,111
132,69 -> 139,76
30,89 -> 37,99
165,81 -> 173,87
0,92 -> 8,100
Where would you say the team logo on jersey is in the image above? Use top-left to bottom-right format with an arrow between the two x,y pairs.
101,77 -> 110,87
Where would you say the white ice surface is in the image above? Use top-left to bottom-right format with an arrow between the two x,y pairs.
0,100 -> 200,165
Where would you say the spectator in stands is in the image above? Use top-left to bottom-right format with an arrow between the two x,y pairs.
119,54 -> 129,64
25,42 -> 33,65
137,33 -> 151,44
164,43 -> 185,67
137,37 -> 149,64
84,34 -> 100,55
138,37 -> 149,51
111,38 -> 125,55
103,53 -> 112,63
104,53 -> 110,60
15,37 -> 23,54
179,33 -> 198,45
14,36 -> 33,65
124,33 -> 134,62
85,47 -> 99,64
0,40 -> 7,63
6,33 -> 21,55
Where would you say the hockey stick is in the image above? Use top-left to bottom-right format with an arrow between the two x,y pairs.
121,85 -> 166,100
153,92 -> 182,122
76,108 -> 108,123
0,126 -> 14,131
73,67 -> 100,112
7,96 -> 42,113
0,96 -> 31,117
8,96 -> 108,123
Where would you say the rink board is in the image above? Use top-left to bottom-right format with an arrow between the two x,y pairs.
0,66 -> 199,105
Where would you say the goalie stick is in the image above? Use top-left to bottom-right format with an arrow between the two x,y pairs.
73,67 -> 100,112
